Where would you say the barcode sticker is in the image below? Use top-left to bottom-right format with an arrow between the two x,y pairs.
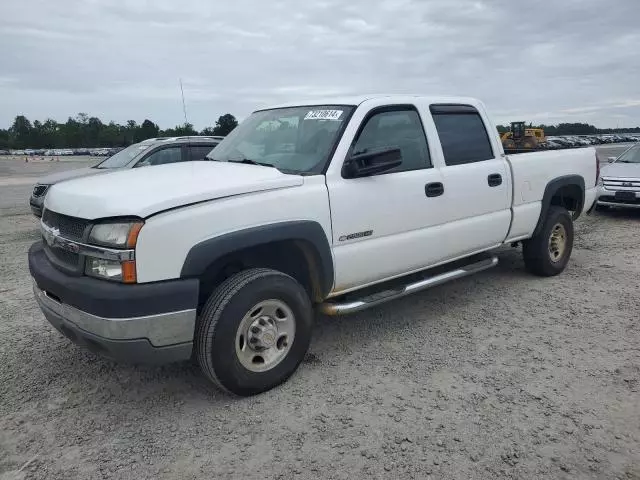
304,110 -> 343,121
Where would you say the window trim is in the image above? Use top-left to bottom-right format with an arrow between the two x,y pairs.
342,104 -> 433,179
429,104 -> 496,165
133,144 -> 185,167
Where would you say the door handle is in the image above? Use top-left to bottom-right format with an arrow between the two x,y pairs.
488,173 -> 502,187
425,182 -> 444,197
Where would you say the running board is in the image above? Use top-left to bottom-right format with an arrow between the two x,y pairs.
319,256 -> 498,316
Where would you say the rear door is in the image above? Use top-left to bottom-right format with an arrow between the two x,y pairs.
429,104 -> 511,248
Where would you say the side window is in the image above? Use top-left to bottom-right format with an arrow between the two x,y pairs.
137,147 -> 182,167
189,144 -> 216,161
350,108 -> 431,174
430,106 -> 494,166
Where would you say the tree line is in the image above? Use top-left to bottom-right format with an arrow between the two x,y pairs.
496,122 -> 640,136
2,113 -> 638,150
0,113 -> 238,150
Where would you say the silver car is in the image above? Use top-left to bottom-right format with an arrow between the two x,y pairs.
596,142 -> 640,210
29,136 -> 224,217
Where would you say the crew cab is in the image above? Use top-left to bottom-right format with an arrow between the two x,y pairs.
596,142 -> 640,209
28,95 -> 598,396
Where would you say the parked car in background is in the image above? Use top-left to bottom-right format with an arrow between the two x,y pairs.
0,149 -> 9,155
29,136 -> 223,217
546,139 -> 564,149
596,143 -> 640,210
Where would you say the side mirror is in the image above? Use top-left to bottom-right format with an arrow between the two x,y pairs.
342,147 -> 402,178
607,156 -> 617,163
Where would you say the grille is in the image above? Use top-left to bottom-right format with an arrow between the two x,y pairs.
42,210 -> 89,240
33,185 -> 49,197
46,244 -> 80,266
603,178 -> 640,191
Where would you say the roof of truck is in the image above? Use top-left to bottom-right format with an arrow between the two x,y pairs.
262,94 -> 482,110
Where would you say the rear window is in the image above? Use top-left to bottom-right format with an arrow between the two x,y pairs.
430,105 -> 494,166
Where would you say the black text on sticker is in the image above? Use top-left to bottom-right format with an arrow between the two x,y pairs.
304,110 -> 343,121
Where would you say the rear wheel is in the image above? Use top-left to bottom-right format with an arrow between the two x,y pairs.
523,206 -> 574,276
196,268 -> 313,396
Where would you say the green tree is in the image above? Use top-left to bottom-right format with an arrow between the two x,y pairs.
0,129 -> 9,149
161,122 -> 197,137
138,119 -> 160,140
9,115 -> 33,148
212,114 -> 238,136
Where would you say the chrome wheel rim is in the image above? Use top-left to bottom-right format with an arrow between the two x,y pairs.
235,299 -> 296,372
548,223 -> 567,263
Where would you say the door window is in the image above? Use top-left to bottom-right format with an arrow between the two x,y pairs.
136,146 -> 182,167
188,144 -> 217,161
431,106 -> 494,166
350,108 -> 431,174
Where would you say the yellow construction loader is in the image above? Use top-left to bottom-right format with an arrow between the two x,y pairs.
501,122 -> 545,150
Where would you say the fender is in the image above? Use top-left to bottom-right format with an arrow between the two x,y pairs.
533,175 -> 585,236
180,221 -> 334,298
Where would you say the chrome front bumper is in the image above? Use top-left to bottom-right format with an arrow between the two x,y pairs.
33,281 -> 196,364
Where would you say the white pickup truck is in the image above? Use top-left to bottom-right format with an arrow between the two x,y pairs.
29,95 -> 598,396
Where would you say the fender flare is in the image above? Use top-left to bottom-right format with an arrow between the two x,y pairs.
180,221 -> 334,298
533,175 -> 585,236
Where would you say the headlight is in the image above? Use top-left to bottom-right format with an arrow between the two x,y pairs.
88,221 -> 143,248
85,220 -> 143,283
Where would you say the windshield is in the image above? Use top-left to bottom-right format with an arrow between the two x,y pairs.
616,144 -> 640,164
208,105 -> 354,174
96,144 -> 150,168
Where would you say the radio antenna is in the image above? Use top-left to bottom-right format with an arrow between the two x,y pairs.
179,78 -> 189,125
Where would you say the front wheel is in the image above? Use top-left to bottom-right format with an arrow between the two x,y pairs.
196,268 -> 313,396
522,206 -> 574,276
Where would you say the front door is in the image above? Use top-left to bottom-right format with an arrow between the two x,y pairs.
326,105 -> 449,293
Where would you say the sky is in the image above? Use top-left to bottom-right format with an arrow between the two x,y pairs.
1,0 -> 639,130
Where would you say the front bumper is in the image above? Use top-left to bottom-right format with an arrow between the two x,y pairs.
29,241 -> 199,364
596,185 -> 640,208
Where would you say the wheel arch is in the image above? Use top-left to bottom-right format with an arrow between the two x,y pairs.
533,175 -> 585,236
180,221 -> 334,304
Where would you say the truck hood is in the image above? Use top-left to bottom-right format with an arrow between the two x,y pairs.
601,162 -> 640,179
44,161 -> 304,219
37,166 -> 109,185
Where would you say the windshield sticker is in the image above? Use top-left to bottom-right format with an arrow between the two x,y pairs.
304,110 -> 343,121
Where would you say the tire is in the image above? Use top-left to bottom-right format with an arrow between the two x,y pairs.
503,139 -> 516,150
196,268 -> 313,396
522,206 -> 574,277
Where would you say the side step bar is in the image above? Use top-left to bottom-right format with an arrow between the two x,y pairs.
319,256 -> 498,316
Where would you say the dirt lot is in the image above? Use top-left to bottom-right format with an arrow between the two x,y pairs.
1,154 -> 639,480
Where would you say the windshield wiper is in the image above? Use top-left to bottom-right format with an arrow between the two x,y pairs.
209,152 -> 277,169
227,158 -> 277,168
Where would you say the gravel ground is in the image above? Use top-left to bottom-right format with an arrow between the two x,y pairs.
1,153 -> 639,480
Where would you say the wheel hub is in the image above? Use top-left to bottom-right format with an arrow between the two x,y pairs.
247,316 -> 278,350
548,223 -> 567,263
235,299 -> 296,373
